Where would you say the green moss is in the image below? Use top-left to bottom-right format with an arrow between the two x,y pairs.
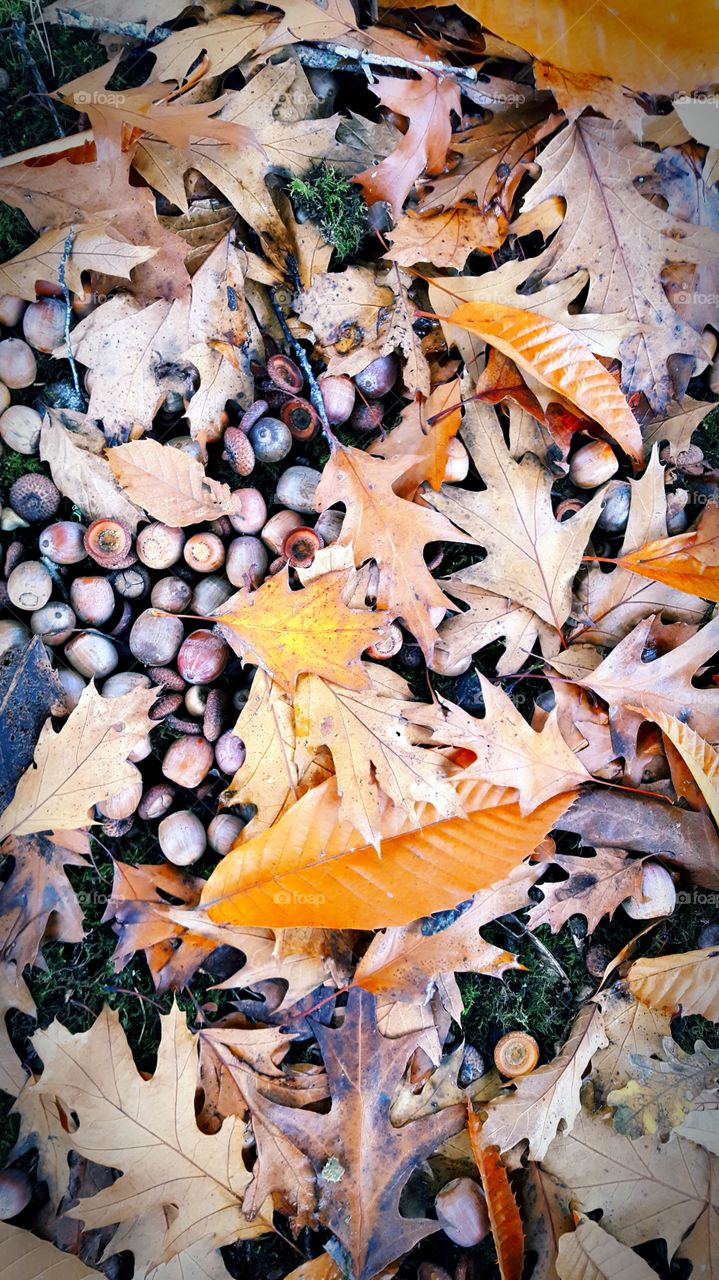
0,448 -> 43,502
695,404 -> 719,466
0,203 -> 34,260
289,164 -> 368,261
0,20 -> 105,160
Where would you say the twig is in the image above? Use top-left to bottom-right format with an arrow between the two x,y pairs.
57,224 -> 85,406
503,912 -> 572,987
12,18 -> 64,138
268,284 -> 337,451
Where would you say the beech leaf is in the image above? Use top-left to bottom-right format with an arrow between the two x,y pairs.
467,1113 -> 524,1280
107,439 -> 248,526
0,1223 -> 100,1280
626,948 -> 719,1022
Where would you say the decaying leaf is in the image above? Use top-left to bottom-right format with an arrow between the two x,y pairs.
556,1216 -> 660,1280
607,1037 -> 719,1140
0,830 -> 89,971
467,1112 -> 524,1280
0,962 -> 34,1097
0,683 -> 156,840
0,636 -> 66,814
0,224 -> 155,301
626,948 -> 719,1022
630,709 -> 719,823
107,439 -> 248,526
527,849 -> 645,934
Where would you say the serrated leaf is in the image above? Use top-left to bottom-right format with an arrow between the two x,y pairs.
607,1038 -> 719,1140
627,948 -> 719,1022
107,439 -> 247,526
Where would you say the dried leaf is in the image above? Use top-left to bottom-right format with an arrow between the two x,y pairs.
200,773 -> 573,929
436,576 -> 561,676
447,300 -> 643,460
368,377 -> 462,496
0,683 -> 156,840
386,204 -> 508,269
467,1113 -> 524,1280
556,1216 -> 660,1280
0,962 -> 34,1097
40,410 -> 145,531
527,849 -> 645,934
150,13 -> 276,80
0,1223 -> 100,1280
607,1037 -> 719,1140
0,636 -> 65,813
522,1164 -> 573,1280
0,224 -> 155,301
676,1106 -> 719,1155
617,503 -> 719,605
630,709 -> 719,824
221,670 -> 300,835
0,831 -> 89,971
480,1004 -> 608,1160
627,948 -> 719,1022
107,440 -> 247,526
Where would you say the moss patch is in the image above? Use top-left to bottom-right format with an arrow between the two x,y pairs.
290,164 -> 368,261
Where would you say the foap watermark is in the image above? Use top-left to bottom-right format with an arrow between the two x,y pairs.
676,889 -> 719,906
273,889 -> 326,906
73,90 -> 126,106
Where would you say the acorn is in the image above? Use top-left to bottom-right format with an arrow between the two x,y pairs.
597,479 -> 631,534
39,520 -> 87,564
130,609 -> 185,667
184,532 -> 225,574
0,295 -> 26,327
65,632 -> 118,679
57,666 -> 86,709
159,809 -> 207,866
0,1167 -> 32,1220
248,417 -> 292,463
102,672 -> 152,698
9,473 -> 61,522
348,400 -> 383,432
444,437 -> 469,484
147,665 -> 186,692
494,1031 -> 540,1077
136,522 -> 185,570
31,602 -> 76,645
22,298 -> 66,353
214,729 -> 246,775
354,353 -> 398,398
207,812 -> 244,855
84,518 -> 132,569
0,404 -> 42,454
70,576 -> 115,626
435,1179 -> 490,1248
228,487 -> 267,535
203,687 -> 226,741
112,566 -> 150,600
151,576 -> 193,614
319,373 -> 355,425
168,434 -> 203,459
177,629 -> 229,683
210,516 -> 232,539
7,561 -> 52,611
185,684 -> 209,717
275,465 -> 322,513
162,736 -> 214,788
0,337 -> 36,388
282,526 -> 322,568
366,623 -> 403,660
138,782 -> 176,821
267,352 -> 304,394
261,509 -> 305,555
0,620 -> 30,657
96,768 -> 143,820
569,440 -> 618,489
223,426 -> 255,477
622,862 -> 676,919
281,397 -> 321,441
239,399 -> 269,432
314,508 -> 344,545
226,536 -> 269,589
191,574 -> 234,616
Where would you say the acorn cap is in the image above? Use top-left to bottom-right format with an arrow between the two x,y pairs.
9,472 -> 61,522
493,1031 -> 540,1077
222,427 -> 255,477
85,518 -> 132,568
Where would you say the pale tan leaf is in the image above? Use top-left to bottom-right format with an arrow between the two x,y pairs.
0,225 -> 155,301
436,577 -> 561,676
627,948 -> 719,1022
607,1038 -> 719,1140
221,670 -> 299,836
0,962 -> 34,1097
676,1106 -> 719,1155
591,985 -> 673,1106
0,683 -> 156,840
150,13 -> 276,80
40,410 -> 145,531
107,439 -> 246,526
0,1223 -> 100,1280
556,1216 -> 659,1280
528,849 -> 645,934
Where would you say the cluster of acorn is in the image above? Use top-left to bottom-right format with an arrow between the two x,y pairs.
0,286 -> 409,867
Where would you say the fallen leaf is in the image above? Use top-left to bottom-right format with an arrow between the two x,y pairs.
527,849 -> 645,934
0,224 -> 155,301
0,963 -> 34,1097
212,566 -> 390,693
676,1106 -> 719,1155
556,1215 -> 660,1280
0,831 -> 89,971
0,636 -> 66,814
314,444 -> 469,659
0,682 -> 156,840
521,1163 -> 573,1280
607,1037 -> 719,1140
480,1004 -> 608,1160
616,503 -> 719,604
425,392 -> 603,632
627,948 -> 719,1021
0,1222 -> 100,1279
199,773 -> 572,928
467,1113 -> 524,1280
368,377 -> 462,496
386,204 -> 507,269
534,62 -> 645,136
150,13 -> 276,80
447,300 -> 643,460
630,710 -> 719,824
107,440 -> 247,526
435,576 -> 562,676
221,670 -> 300,835
40,410 -> 146,531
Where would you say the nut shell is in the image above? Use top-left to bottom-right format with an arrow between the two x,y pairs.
22,298 -> 66,352
0,337 -> 36,388
31,602 -> 76,645
569,440 -> 618,489
7,561 -> 52,611
65,632 -> 118,679
70,575 -> 115,626
281,397 -> 320,441
177,629 -> 229,683
248,417 -> 292,463
84,518 -> 132,568
354,353 -> 397,398
139,783 -> 176,820
207,812 -> 245,855
184,532 -> 225,573
275,465 -> 322,514
228,487 -> 267,535
151,576 -> 193,613
623,862 -> 676,919
282,526 -> 322,568
136,522 -> 185,570
434,1178 -> 489,1247
130,609 -> 184,667
226,536 -> 269,589
267,352 -> 303,393
203,687 -> 226,741
215,729 -> 246,775
159,809 -> 207,866
39,520 -> 87,564
0,404 -> 42,454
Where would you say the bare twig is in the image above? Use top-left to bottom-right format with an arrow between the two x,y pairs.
57,224 -> 86,406
12,18 -> 64,138
503,912 -> 572,987
268,283 -> 337,451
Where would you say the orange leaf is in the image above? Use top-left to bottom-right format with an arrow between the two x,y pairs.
211,567 -> 389,693
368,378 -> 463,497
467,1107 -> 524,1280
617,504 -> 719,603
199,775 -> 574,929
447,300 -> 643,461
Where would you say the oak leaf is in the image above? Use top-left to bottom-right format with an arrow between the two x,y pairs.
0,1222 -> 100,1280
221,670 -> 300,835
641,397 -> 713,460
385,204 -> 507,269
527,849 -> 645,934
518,119 -> 719,409
616,503 -> 719,605
480,1004 -> 608,1160
0,830 -> 89,971
257,0 -> 358,54
354,72 -> 460,218
592,985 -> 673,1110
541,1107 -> 711,1255
576,614 -> 719,772
556,1216 -> 660,1280
199,773 -> 572,929
435,575 -> 561,676
0,962 -> 34,1097
107,440 -> 248,526
425,394 -> 603,632
676,1106 -> 719,1155
607,1037 -> 719,1140
368,377 -> 462,497
467,1113 -> 524,1280
28,1004 -> 271,1264
534,62 -> 645,136
631,709 -> 719,823
211,566 -> 390,693
314,444 -> 469,660
626,948 -> 719,1022
0,682 -> 156,840
572,448 -> 706,648
447,300 -> 643,460
521,1163 -> 573,1280
0,635 -> 66,813
243,987 -> 466,1279
150,13 -> 277,80
40,410 -> 145,530
0,225 -> 155,302
414,678 -> 590,813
